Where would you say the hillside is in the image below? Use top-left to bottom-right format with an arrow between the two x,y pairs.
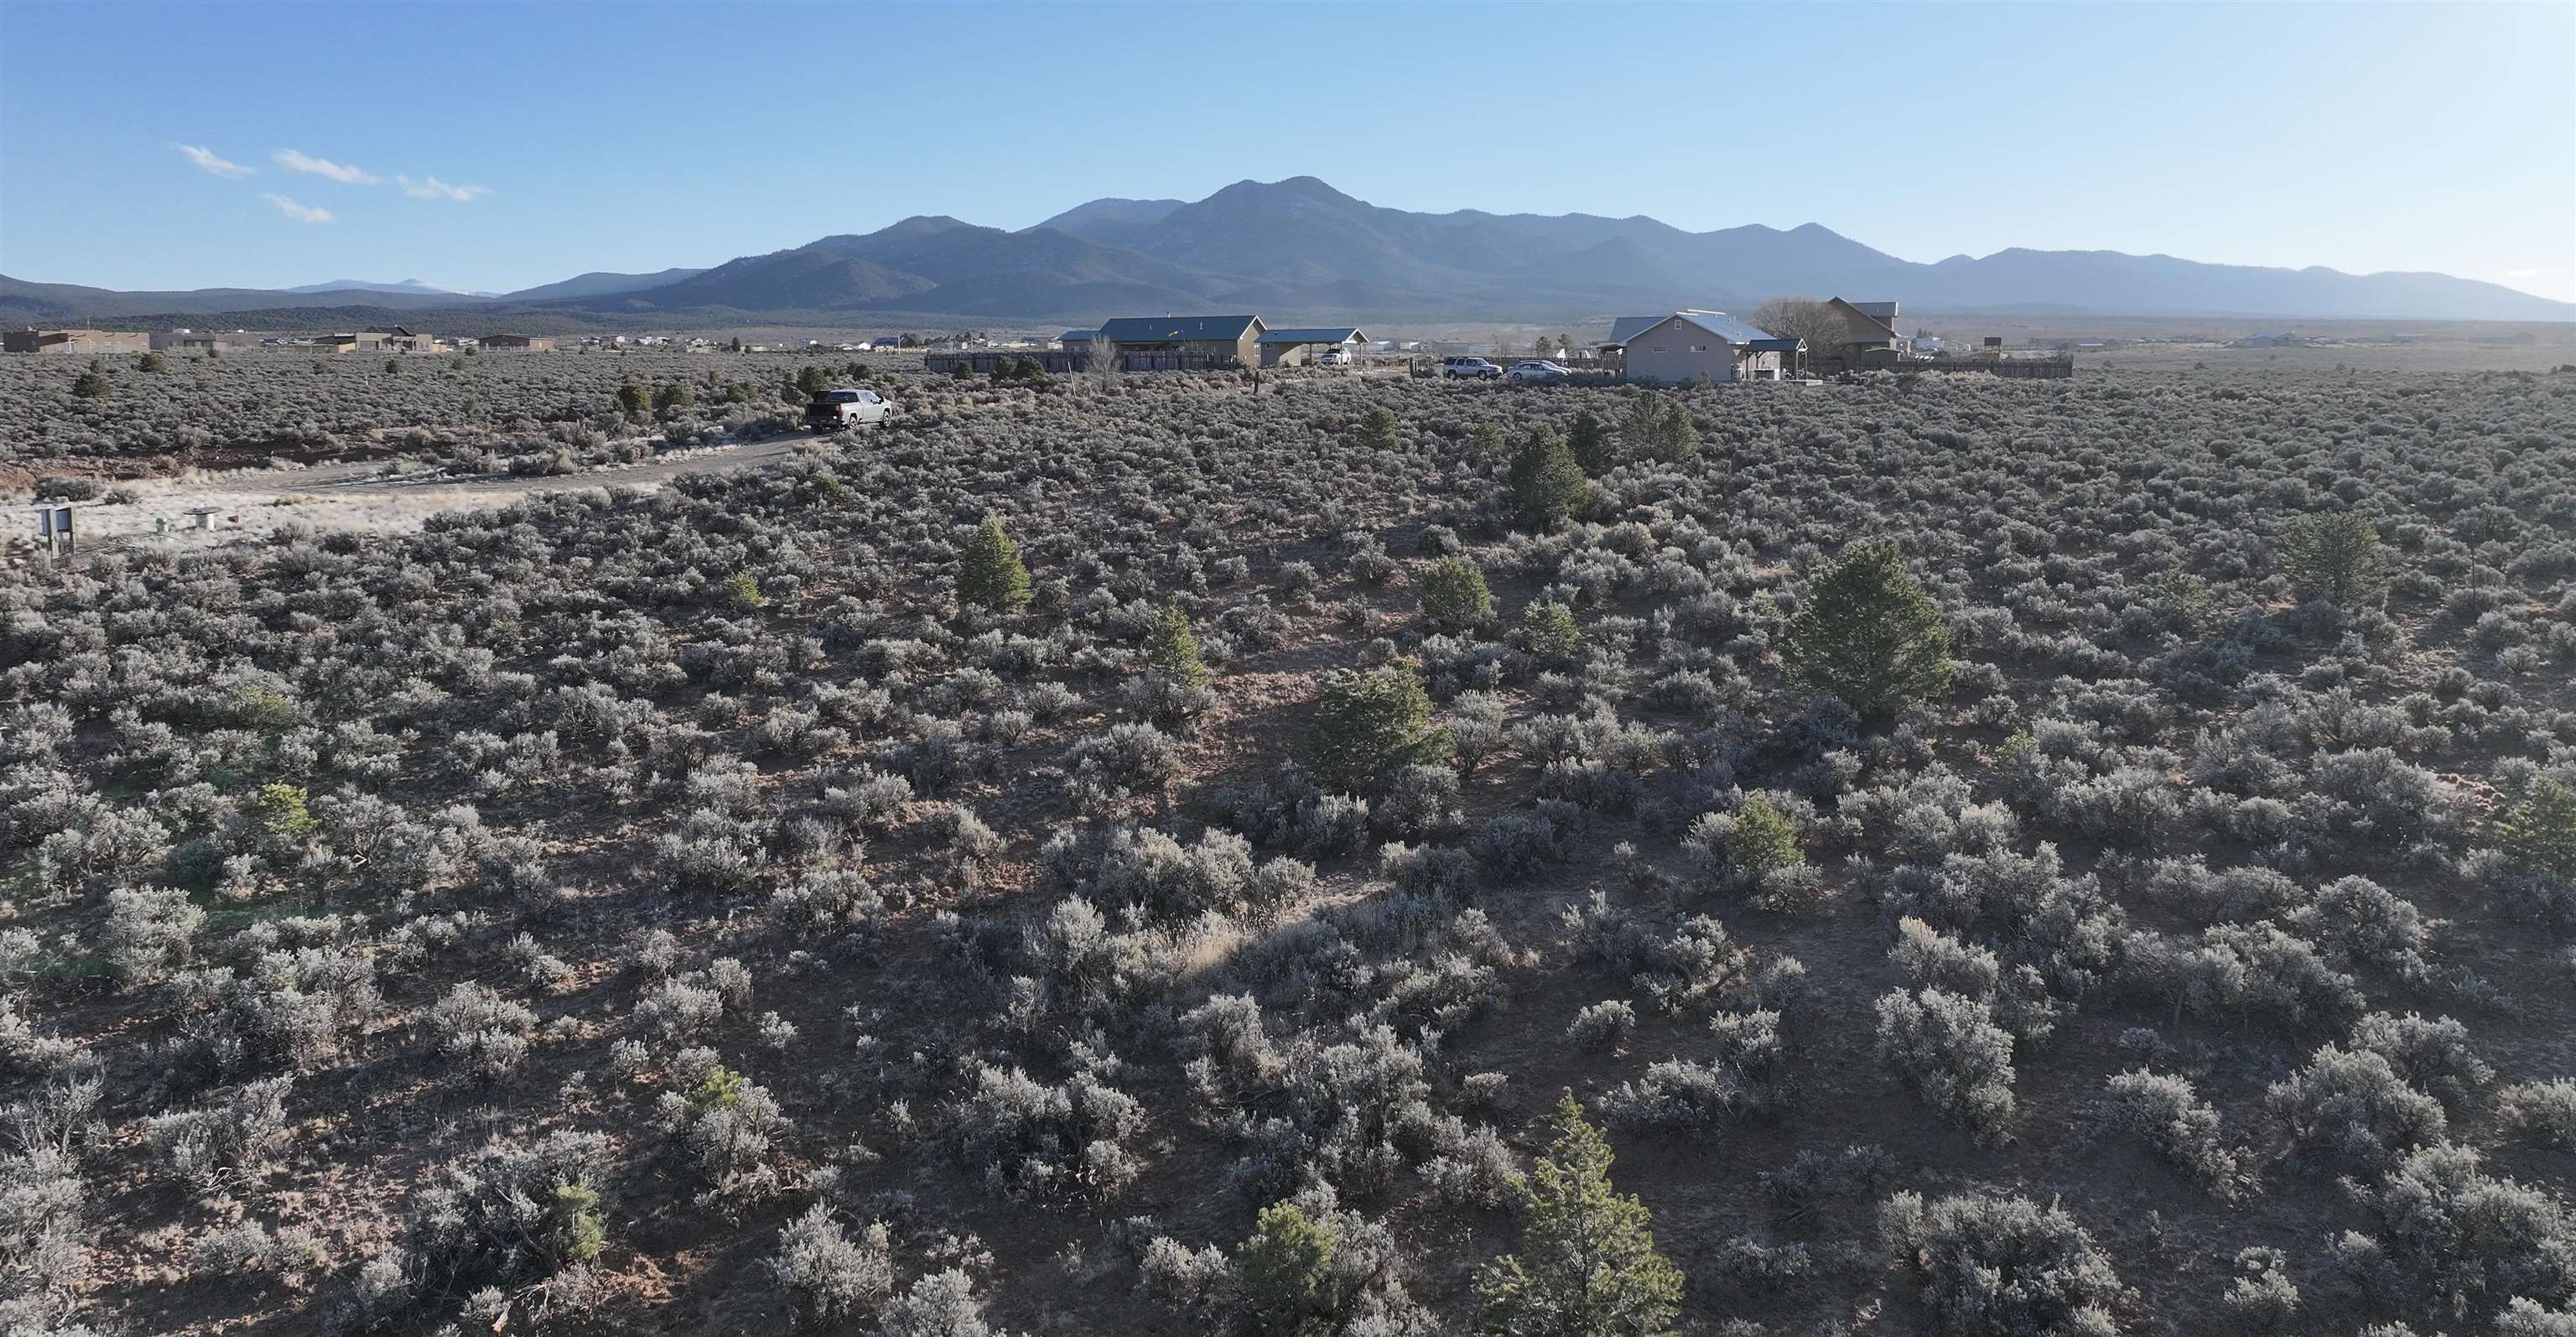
0,276 -> 486,322
502,268 -> 712,303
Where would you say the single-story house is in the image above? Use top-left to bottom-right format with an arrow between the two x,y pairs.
1095,315 -> 1264,369
2232,331 -> 2300,348
1614,310 -> 1801,384
312,330 -> 402,353
1256,326 -> 1367,367
480,335 -> 557,351
153,329 -> 260,351
870,336 -> 901,349
7,328 -> 150,356
366,325 -> 434,352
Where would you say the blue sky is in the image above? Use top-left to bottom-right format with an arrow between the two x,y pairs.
3,1 -> 2570,300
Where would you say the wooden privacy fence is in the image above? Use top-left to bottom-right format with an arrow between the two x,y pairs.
923,350 -> 1088,375
922,350 -> 1254,375
1940,356 -> 2076,379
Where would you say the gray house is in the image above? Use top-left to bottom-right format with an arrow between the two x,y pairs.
1616,310 -> 1800,383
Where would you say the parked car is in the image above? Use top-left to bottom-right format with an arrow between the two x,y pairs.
1317,347 -> 1353,367
1505,360 -> 1571,382
805,387 -> 895,429
1440,356 -> 1504,379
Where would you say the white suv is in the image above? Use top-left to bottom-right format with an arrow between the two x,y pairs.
1440,356 -> 1503,379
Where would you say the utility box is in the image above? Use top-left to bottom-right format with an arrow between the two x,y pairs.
33,504 -> 74,556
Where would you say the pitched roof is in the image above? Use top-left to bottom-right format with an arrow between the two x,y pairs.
1257,326 -> 1365,344
1060,330 -> 1095,341
1096,315 -> 1262,344
1625,310 -> 1779,346
1828,298 -> 1901,340
1605,314 -> 1670,345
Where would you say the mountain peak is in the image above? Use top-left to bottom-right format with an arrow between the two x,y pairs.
876,215 -> 970,236
1211,175 -> 1356,205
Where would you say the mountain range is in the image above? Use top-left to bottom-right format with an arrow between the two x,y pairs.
5,176 -> 2567,328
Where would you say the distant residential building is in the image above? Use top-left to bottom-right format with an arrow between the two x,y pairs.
1256,326 -> 1367,367
2232,331 -> 2300,348
154,329 -> 259,351
480,334 -> 557,351
1613,310 -> 1800,383
365,325 -> 434,352
7,328 -> 150,356
1096,315 -> 1264,369
1815,299 -> 1903,368
870,336 -> 901,349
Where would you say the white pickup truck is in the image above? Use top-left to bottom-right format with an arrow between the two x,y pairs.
804,387 -> 896,429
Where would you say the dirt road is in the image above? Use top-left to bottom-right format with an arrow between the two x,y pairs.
13,430 -> 824,562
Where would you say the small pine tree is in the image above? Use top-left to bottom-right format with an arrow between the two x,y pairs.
2279,512 -> 2389,606
1239,1201 -> 1343,1337
1780,539 -> 1955,717
384,359 -> 401,375
1143,602 -> 1209,687
722,571 -> 764,610
1515,601 -> 1581,663
1474,1092 -> 1683,1337
250,783 -> 320,845
1566,409 -> 1613,474
615,382 -> 650,416
654,382 -> 694,418
2495,778 -> 2576,880
1309,666 -> 1449,794
795,363 -> 828,395
1356,403 -> 1401,450
689,1066 -> 748,1109
137,352 -> 165,373
1726,794 -> 1802,876
1622,393 -> 1696,463
956,516 -> 1032,611
1419,558 -> 1494,631
1507,425 -> 1589,530
552,1184 -> 607,1265
72,362 -> 110,398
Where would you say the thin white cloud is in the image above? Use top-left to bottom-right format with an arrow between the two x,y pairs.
273,148 -> 379,185
397,174 -> 491,202
173,143 -> 254,179
259,193 -> 335,224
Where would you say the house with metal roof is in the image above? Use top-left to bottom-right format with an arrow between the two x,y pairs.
1095,315 -> 1265,370
1615,310 -> 1801,384
1254,325 -> 1367,367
